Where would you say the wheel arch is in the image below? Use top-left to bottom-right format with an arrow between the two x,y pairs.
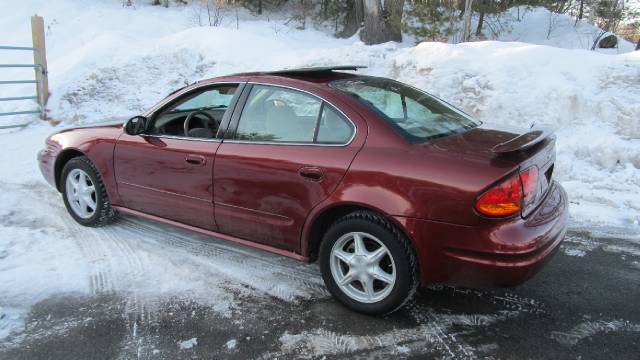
304,202 -> 421,271
54,148 -> 86,191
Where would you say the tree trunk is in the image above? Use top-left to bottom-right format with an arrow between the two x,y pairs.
461,0 -> 474,42
337,0 -> 365,38
575,0 -> 584,26
636,38 -> 640,51
360,0 -> 405,45
475,10 -> 485,36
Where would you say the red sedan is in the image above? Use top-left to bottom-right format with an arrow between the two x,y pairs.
38,66 -> 567,314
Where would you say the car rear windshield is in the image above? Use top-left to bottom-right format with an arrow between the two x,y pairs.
330,77 -> 480,142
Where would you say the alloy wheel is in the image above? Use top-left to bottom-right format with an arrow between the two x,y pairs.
329,232 -> 396,303
65,168 -> 97,219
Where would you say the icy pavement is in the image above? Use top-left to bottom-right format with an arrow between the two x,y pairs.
0,226 -> 639,358
0,124 -> 639,359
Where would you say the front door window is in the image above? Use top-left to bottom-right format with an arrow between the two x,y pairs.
151,85 -> 239,139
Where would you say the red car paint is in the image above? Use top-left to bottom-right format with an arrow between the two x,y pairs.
38,71 -> 567,287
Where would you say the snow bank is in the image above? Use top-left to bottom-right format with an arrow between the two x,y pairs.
488,7 -> 636,53
1,1 -> 639,232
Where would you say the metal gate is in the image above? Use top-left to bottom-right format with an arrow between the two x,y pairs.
0,45 -> 46,129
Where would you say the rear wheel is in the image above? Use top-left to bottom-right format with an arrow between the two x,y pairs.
61,156 -> 116,227
319,210 -> 418,315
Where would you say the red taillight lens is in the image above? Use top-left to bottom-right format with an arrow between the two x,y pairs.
475,173 -> 523,216
475,166 -> 539,217
520,166 -> 539,205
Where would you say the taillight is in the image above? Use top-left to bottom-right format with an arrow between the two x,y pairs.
520,166 -> 539,209
475,166 -> 539,217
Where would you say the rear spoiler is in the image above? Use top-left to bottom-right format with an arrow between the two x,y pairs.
491,127 -> 555,154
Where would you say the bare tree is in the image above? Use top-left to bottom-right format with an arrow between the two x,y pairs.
192,0 -> 227,27
461,0 -> 474,42
475,0 -> 486,37
575,0 -> 585,25
360,0 -> 405,45
291,0 -> 313,30
547,11 -> 561,39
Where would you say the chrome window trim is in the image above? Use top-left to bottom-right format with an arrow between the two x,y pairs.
226,82 -> 357,147
224,139 -> 347,147
142,134 -> 221,143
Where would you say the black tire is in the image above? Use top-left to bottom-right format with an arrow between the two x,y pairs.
319,210 -> 419,315
61,156 -> 116,227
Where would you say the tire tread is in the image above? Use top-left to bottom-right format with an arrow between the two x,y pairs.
323,210 -> 419,315
62,156 -> 116,227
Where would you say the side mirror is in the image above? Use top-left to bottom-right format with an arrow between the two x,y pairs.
124,116 -> 148,136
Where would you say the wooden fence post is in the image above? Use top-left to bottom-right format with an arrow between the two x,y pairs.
31,15 -> 49,112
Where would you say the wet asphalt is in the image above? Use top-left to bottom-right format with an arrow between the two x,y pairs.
1,229 -> 639,360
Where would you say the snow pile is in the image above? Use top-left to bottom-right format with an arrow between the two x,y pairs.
1,1 -> 639,231
488,7 -> 636,53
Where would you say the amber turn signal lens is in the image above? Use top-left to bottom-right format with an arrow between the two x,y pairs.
475,173 -> 523,216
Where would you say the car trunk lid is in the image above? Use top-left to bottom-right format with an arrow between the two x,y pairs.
425,123 -> 556,217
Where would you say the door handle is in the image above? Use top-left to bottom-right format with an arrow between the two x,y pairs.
298,166 -> 324,182
185,154 -> 206,166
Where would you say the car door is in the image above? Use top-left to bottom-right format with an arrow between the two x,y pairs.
213,82 -> 362,252
114,83 -> 242,230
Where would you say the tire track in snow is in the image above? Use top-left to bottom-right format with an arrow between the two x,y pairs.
111,215 -> 330,301
13,180 -> 156,334
440,286 -> 547,315
0,180 -> 119,295
405,303 -> 478,359
5,178 -> 325,307
97,225 -> 154,343
56,209 -> 118,295
275,307 -> 520,359
550,318 -> 640,346
269,285 -> 544,359
55,206 -> 165,350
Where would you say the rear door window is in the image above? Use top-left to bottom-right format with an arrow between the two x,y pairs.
235,85 -> 354,145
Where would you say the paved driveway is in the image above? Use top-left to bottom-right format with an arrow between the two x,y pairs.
1,207 -> 638,360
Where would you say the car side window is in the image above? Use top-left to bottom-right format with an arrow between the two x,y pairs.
151,85 -> 238,139
235,85 -> 354,144
235,85 -> 321,143
316,105 -> 354,144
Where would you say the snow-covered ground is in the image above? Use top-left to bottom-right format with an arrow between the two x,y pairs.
1,0 -> 639,351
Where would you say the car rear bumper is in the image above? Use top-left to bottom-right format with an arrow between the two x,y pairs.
395,181 -> 568,287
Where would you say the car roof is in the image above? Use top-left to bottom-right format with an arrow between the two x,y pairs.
213,65 -> 367,85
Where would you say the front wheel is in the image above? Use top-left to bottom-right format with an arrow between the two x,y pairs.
319,211 -> 419,315
61,156 -> 116,227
